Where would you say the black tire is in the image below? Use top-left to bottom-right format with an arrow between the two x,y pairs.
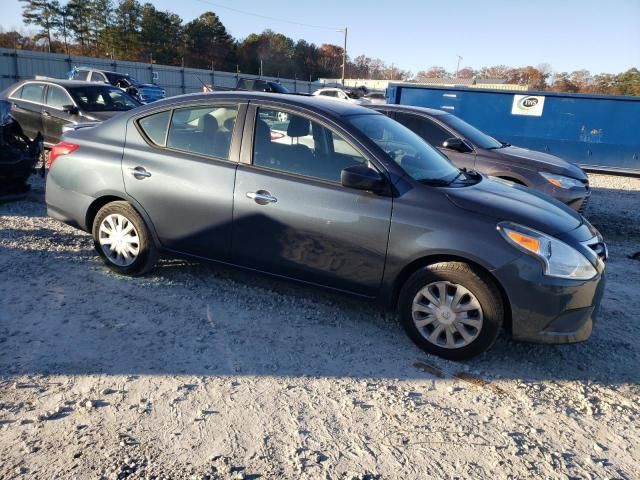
92,201 -> 158,276
398,262 -> 503,360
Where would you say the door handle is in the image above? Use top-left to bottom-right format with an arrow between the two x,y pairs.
42,110 -> 50,117
130,166 -> 152,179
247,190 -> 277,205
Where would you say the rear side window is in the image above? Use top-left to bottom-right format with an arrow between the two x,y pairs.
21,83 -> 45,103
138,110 -> 171,146
89,72 -> 107,83
166,105 -> 238,159
72,70 -> 89,81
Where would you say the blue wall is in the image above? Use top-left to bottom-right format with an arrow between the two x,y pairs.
387,84 -> 640,174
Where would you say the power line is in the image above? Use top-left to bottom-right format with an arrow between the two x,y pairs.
194,0 -> 341,31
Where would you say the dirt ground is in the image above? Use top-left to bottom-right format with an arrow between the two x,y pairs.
1,173 -> 639,480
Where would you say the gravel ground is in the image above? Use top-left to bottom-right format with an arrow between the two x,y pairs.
1,173 -> 639,479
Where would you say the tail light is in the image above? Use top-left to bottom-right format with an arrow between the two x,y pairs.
48,142 -> 79,168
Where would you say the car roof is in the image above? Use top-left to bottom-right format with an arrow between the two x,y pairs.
134,91 -> 377,118
22,78 -> 117,89
370,103 -> 449,116
77,68 -> 125,76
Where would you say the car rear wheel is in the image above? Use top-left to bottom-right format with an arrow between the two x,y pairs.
398,262 -> 503,360
92,201 -> 158,275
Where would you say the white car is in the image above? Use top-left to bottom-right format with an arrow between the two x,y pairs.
312,88 -> 371,105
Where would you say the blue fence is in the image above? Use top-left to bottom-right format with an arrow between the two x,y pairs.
387,84 -> 640,175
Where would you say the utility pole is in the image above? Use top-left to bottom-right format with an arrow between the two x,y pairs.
339,27 -> 348,86
456,55 -> 463,78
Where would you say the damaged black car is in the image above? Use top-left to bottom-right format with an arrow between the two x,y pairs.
0,100 -> 42,200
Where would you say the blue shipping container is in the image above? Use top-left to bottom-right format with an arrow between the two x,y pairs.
387,84 -> 640,175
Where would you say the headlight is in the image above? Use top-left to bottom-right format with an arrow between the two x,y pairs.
540,172 -> 584,189
498,222 -> 597,280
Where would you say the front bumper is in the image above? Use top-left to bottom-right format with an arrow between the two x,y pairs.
493,254 -> 605,344
538,182 -> 590,213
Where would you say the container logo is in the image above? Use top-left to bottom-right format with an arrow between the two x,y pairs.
511,95 -> 545,116
519,97 -> 538,109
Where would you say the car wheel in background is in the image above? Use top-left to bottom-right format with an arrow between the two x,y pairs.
398,262 -> 504,360
92,201 -> 158,275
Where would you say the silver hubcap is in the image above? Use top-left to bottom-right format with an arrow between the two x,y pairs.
411,281 -> 483,349
98,214 -> 140,267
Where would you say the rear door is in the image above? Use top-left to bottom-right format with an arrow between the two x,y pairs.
42,85 -> 76,145
231,104 -> 392,296
122,102 -> 246,260
8,82 -> 45,141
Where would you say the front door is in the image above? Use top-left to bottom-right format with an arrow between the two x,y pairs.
231,106 -> 392,296
122,103 -> 244,260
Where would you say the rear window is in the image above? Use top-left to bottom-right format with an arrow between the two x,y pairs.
21,83 -> 45,103
138,111 -> 171,146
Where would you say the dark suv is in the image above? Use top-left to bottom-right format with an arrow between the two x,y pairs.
69,67 -> 166,104
46,92 -> 606,360
371,104 -> 591,212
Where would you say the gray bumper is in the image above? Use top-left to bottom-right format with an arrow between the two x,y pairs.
493,255 -> 605,344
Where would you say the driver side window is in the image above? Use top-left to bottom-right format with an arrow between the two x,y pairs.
396,113 -> 452,147
253,108 -> 371,183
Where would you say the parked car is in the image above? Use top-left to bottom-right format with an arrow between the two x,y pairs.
0,100 -> 42,199
0,79 -> 140,146
46,92 -> 607,360
313,87 -> 372,105
364,92 -> 387,104
203,77 -> 291,94
69,67 -> 166,104
370,104 -> 591,212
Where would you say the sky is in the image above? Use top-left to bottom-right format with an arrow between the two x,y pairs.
2,0 -> 639,75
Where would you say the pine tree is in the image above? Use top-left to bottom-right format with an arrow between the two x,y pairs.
19,0 -> 61,52
183,12 -> 234,70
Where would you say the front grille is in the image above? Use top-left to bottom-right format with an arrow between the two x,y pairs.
583,237 -> 608,262
577,194 -> 590,215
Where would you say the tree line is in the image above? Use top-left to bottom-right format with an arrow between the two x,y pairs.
415,65 -> 640,96
1,0 -> 638,95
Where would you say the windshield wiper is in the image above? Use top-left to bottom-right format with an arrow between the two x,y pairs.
447,169 -> 467,185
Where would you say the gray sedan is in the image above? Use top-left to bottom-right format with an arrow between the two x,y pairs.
46,92 -> 606,360
370,104 -> 591,213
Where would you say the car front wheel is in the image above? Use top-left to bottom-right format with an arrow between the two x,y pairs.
92,201 -> 158,276
398,262 -> 504,360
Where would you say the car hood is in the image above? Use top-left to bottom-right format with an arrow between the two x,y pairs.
492,145 -> 587,180
446,176 -> 583,236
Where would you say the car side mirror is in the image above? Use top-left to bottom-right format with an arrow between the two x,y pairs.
62,104 -> 79,115
341,165 -> 386,193
442,137 -> 472,153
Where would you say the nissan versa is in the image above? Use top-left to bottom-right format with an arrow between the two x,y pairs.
45,93 -> 607,360
370,104 -> 591,213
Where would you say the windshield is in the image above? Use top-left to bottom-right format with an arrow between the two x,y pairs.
440,114 -> 503,149
105,72 -> 140,86
347,113 -> 460,183
68,86 -> 140,112
268,82 -> 289,94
